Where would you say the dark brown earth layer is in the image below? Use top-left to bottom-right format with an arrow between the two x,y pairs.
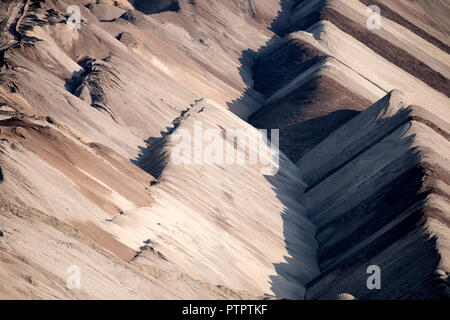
250,75 -> 372,161
358,0 -> 450,53
251,39 -> 327,96
289,6 -> 450,97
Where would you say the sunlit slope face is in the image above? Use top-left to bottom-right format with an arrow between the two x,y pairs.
0,100 -> 319,299
92,0 -> 180,13
0,0 -> 286,154
105,100 -> 320,299
0,0 -> 319,299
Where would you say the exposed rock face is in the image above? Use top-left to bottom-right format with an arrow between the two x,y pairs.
0,0 -> 448,300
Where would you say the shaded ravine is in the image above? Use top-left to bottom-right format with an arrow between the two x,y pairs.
226,0 -> 365,296
226,0 -> 450,299
229,0 -> 376,162
226,0 -> 323,298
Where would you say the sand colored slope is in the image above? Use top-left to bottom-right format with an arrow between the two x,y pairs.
0,0 -> 285,159
106,99 -> 320,299
358,0 -> 450,50
0,191 -> 248,299
0,0 -> 448,300
0,100 -> 320,299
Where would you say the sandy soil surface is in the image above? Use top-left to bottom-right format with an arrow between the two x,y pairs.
0,0 -> 448,300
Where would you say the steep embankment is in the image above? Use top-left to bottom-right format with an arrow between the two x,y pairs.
247,0 -> 449,161
300,90 -> 450,300
240,0 -> 450,299
0,0 -> 448,300
108,99 -> 320,299
0,0 -> 320,299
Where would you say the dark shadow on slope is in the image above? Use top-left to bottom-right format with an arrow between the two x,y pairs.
264,170 -> 319,299
131,135 -> 169,181
249,73 -> 372,161
64,68 -> 85,94
224,0 -> 332,298
270,0 -> 307,36
276,110 -> 360,160
230,0 -> 310,104
131,101 -> 201,180
228,1 -> 370,162
301,101 -> 450,299
304,141 -> 449,299
130,0 -> 180,15
227,0 -> 449,299
267,102 -> 450,299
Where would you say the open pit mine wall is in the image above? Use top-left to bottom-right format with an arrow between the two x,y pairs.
0,0 -> 449,299
0,0 -> 321,299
